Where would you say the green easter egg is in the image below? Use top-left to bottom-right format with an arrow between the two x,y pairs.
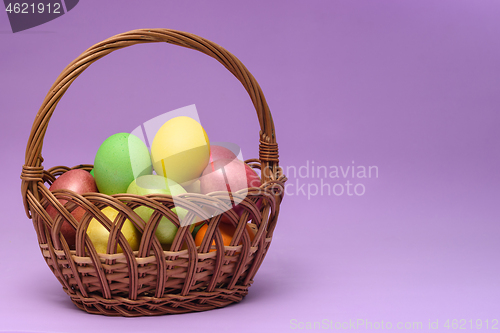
127,175 -> 193,245
94,133 -> 152,195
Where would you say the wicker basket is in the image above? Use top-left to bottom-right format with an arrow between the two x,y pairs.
20,29 -> 286,317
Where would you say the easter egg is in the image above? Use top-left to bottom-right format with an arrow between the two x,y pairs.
194,223 -> 255,252
127,175 -> 194,246
191,222 -> 205,239
86,206 -> 141,254
94,133 -> 152,195
210,145 -> 237,162
199,158 -> 262,223
199,159 -> 261,194
46,169 -> 98,249
150,116 -> 210,186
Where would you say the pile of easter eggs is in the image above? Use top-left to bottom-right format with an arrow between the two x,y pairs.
46,116 -> 262,253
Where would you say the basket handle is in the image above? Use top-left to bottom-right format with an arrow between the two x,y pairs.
20,29 -> 280,218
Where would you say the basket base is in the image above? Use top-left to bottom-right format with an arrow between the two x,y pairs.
69,288 -> 249,317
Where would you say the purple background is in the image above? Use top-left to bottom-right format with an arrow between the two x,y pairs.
1,1 -> 499,332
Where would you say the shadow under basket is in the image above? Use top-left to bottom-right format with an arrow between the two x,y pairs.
20,29 -> 286,317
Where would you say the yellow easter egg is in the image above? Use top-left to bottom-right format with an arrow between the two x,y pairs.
151,116 -> 210,186
87,207 -> 141,254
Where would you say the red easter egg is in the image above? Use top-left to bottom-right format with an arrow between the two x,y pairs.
210,145 -> 238,162
200,159 -> 261,223
46,169 -> 98,249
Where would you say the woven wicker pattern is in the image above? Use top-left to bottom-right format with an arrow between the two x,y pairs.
20,29 -> 286,316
